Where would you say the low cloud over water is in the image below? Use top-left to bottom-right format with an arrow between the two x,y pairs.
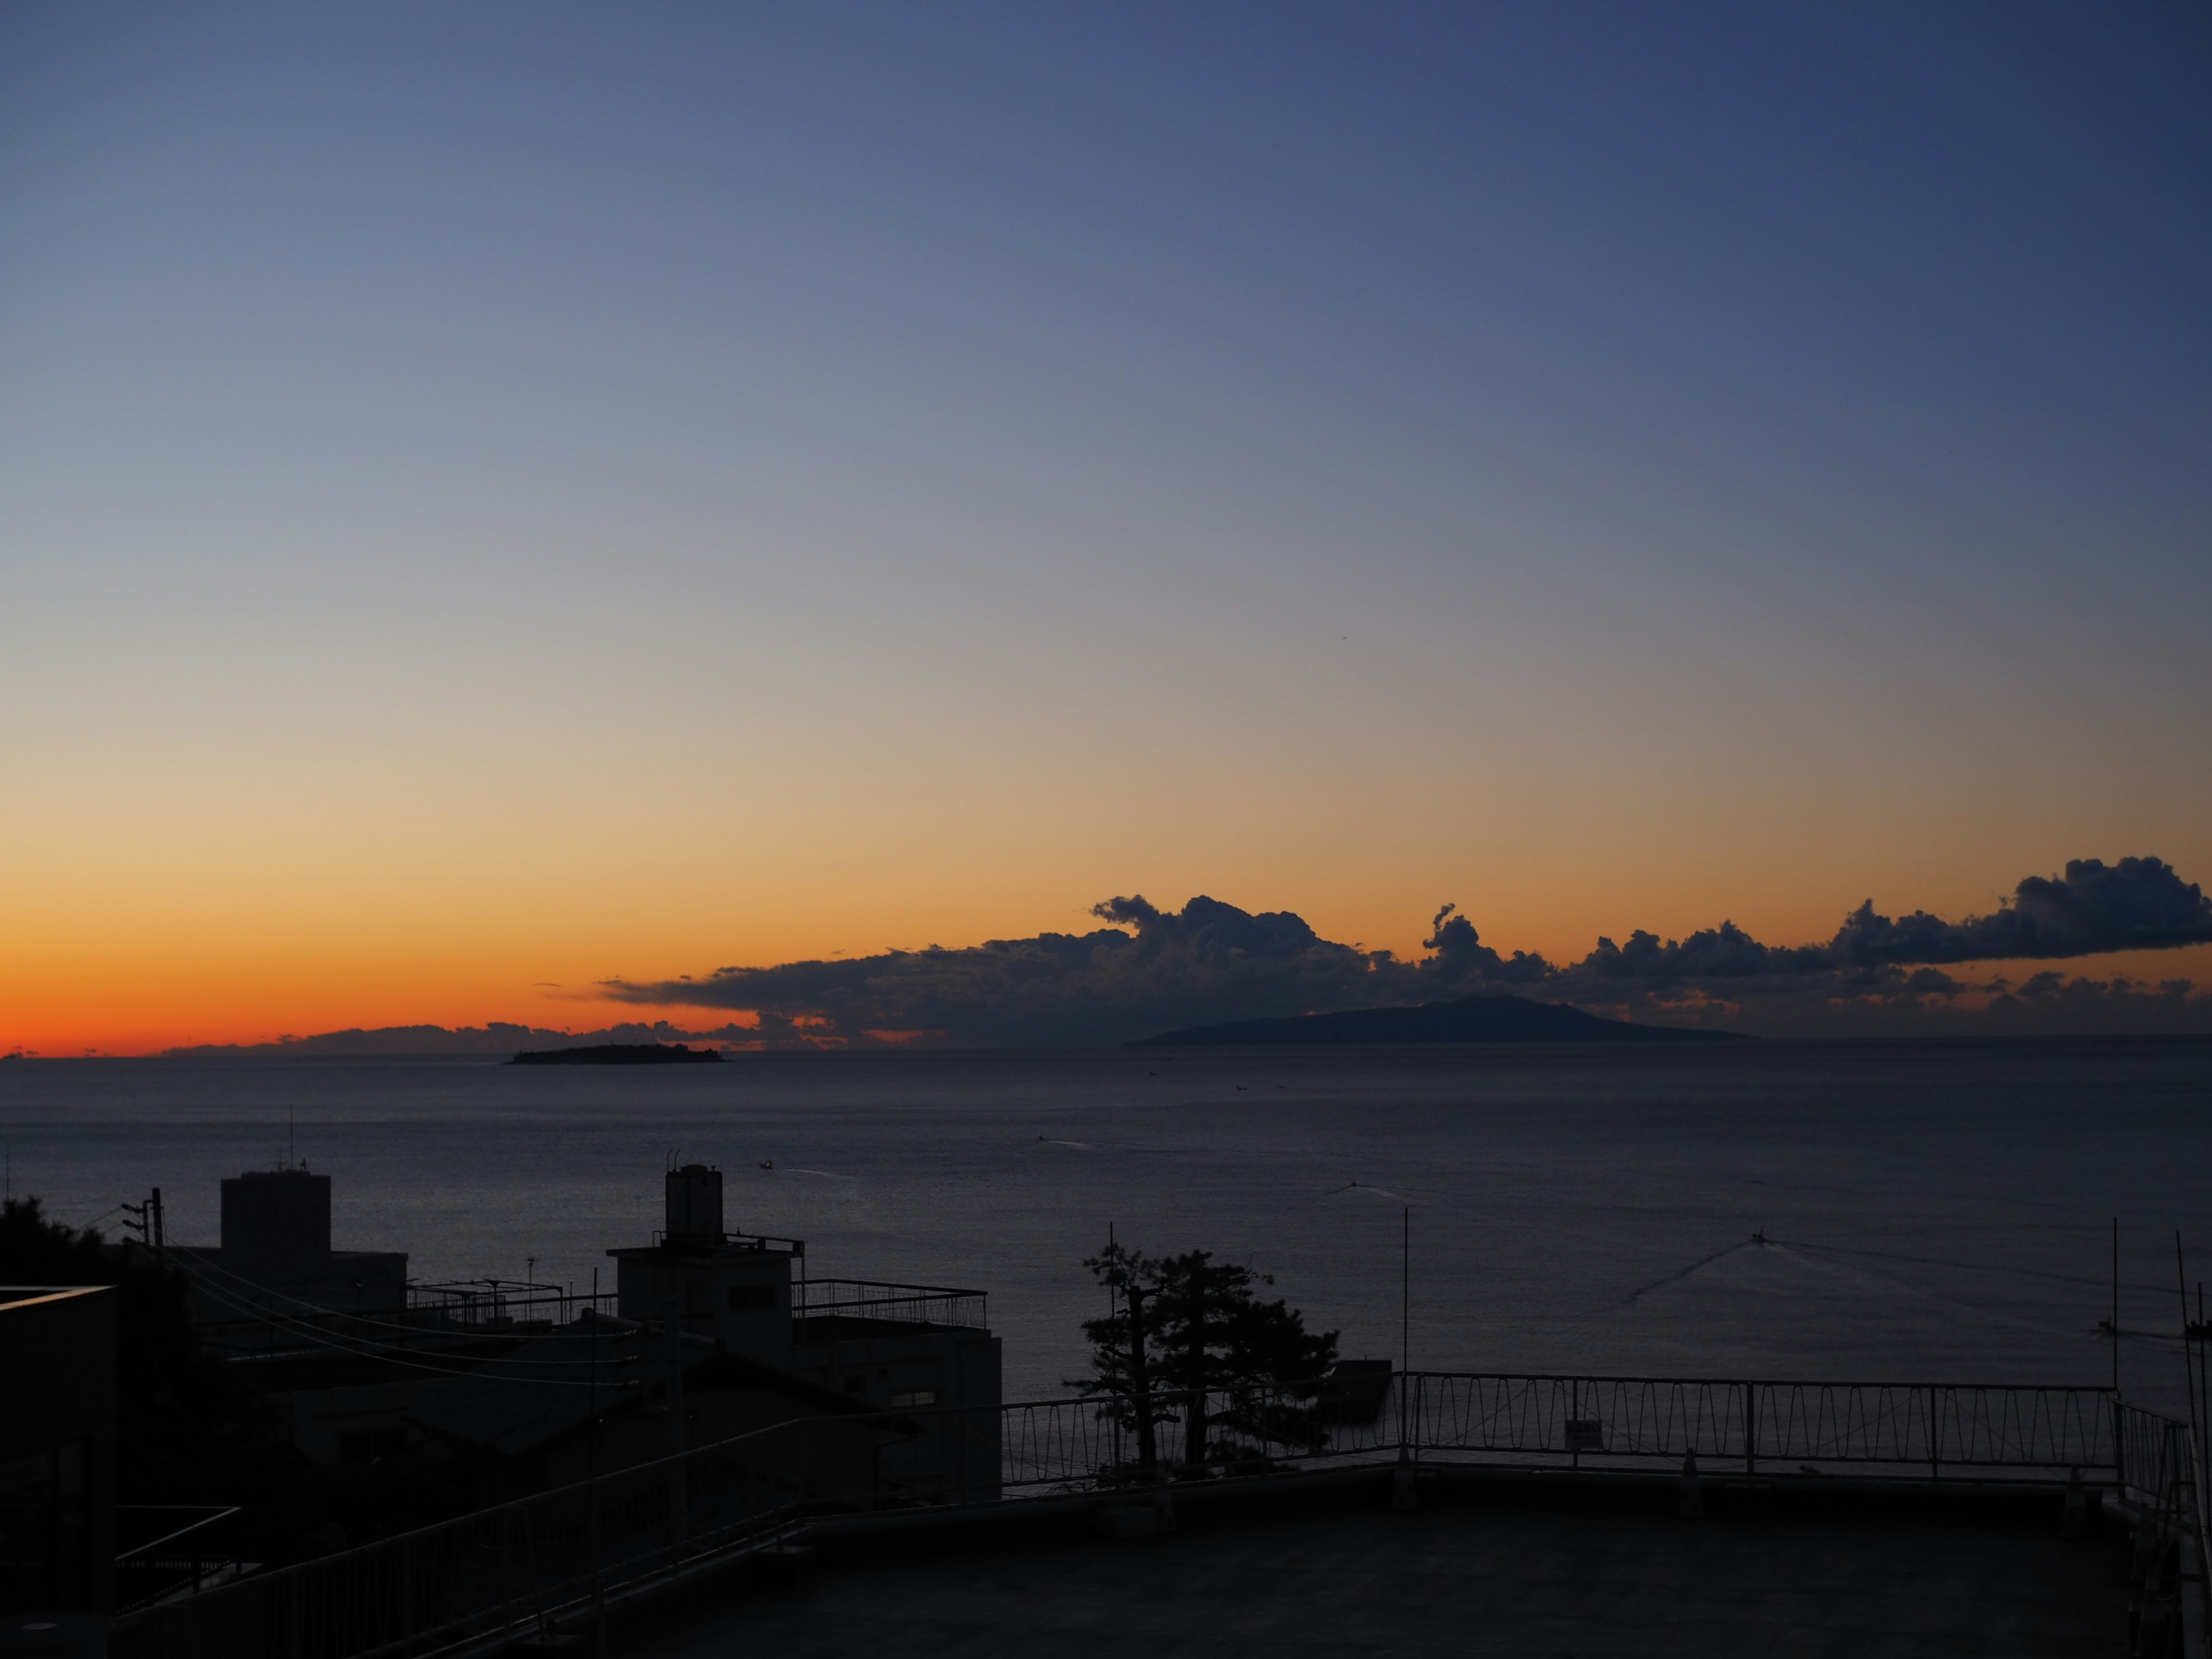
599,856 -> 2212,1045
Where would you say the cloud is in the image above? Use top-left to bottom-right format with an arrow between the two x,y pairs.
1825,858 -> 2212,967
599,855 -> 2212,1044
162,1020 -> 764,1058
607,894 -> 1407,1048
1547,857 -> 2212,990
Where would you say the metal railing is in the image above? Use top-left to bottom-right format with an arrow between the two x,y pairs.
1393,1373 -> 2115,1479
2111,1402 -> 2212,1658
993,1374 -> 2120,1488
647,1229 -> 803,1255
115,1507 -> 243,1613
108,1372 -> 2141,1659
793,1277 -> 988,1330
406,1284 -> 615,1329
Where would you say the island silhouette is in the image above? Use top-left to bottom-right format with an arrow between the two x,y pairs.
508,1042 -> 726,1066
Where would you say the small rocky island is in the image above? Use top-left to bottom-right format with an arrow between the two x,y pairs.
508,1043 -> 726,1066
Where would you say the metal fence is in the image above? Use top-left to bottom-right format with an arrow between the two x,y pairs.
793,1277 -> 987,1330
114,1506 -> 242,1614
406,1285 -> 615,1330
1395,1373 -> 2115,1479
108,1372 -> 2141,1659
2111,1402 -> 2212,1657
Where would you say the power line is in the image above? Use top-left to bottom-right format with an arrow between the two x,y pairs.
178,1268 -> 638,1388
178,1250 -> 619,1348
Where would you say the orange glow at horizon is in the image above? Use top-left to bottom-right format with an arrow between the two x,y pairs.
9,872 -> 2209,1056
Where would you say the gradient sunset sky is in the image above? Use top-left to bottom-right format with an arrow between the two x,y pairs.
4,4 -> 2208,1053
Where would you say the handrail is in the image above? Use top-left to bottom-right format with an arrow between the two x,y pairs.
116,1506 -> 240,1562
1399,1367 -> 2116,1393
2113,1403 -> 2212,1658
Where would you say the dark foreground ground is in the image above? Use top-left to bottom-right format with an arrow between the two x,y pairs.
616,1471 -> 2130,1658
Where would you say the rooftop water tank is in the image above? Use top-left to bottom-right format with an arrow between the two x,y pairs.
665,1164 -> 724,1243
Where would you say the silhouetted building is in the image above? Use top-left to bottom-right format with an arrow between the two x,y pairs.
403,1316 -> 884,1505
0,1284 -> 115,1646
610,1165 -> 1001,1501
175,1166 -> 407,1319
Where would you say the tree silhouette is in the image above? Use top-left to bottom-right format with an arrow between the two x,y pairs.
1071,1241 -> 1338,1475
1064,1240 -> 1170,1473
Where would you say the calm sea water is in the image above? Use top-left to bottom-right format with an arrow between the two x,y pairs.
4,1040 -> 2209,1411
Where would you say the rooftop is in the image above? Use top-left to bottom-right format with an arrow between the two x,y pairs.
624,1468 -> 2128,1658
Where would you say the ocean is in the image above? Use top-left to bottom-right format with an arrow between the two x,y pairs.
5,1039 -> 2210,1413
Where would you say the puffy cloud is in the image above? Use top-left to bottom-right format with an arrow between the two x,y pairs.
1548,857 -> 2212,990
1423,905 -> 1556,986
600,856 -> 2212,1045
1826,858 -> 2212,966
611,895 -> 1411,1047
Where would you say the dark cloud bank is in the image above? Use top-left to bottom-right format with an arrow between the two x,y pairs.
597,856 -> 2212,1046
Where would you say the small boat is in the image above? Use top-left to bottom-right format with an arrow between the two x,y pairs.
759,1159 -> 774,1170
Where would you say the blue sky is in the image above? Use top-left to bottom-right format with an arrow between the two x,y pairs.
2,2 -> 2207,1047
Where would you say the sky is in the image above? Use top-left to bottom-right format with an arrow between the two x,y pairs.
3,3 -> 2209,1053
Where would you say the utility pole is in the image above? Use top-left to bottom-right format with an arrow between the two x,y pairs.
1393,1209 -> 1416,1510
2179,1234 -> 2202,1524
1400,1209 -> 1411,1449
120,1189 -> 163,1255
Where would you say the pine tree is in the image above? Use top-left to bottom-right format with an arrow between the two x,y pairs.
1072,1240 -> 1338,1475
1065,1240 -> 1170,1473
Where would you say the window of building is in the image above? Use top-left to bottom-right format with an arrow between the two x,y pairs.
725,1285 -> 774,1312
890,1389 -> 937,1408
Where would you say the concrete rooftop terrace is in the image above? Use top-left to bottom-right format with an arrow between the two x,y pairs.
620,1467 -> 2130,1658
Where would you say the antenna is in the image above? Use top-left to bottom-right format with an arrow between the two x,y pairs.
2180,1233 -> 2201,1506
1396,1206 -> 1411,1468
1401,1208 -> 1410,1378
